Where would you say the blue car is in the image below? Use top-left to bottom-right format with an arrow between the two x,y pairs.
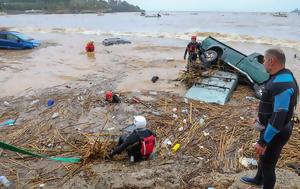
0,31 -> 40,50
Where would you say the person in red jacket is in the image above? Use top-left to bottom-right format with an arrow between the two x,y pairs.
184,36 -> 204,72
85,40 -> 95,52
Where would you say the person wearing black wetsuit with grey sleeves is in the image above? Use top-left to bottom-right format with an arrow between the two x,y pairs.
241,49 -> 299,189
107,116 -> 156,162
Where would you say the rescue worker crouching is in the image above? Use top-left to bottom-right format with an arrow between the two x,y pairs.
107,116 -> 156,163
105,91 -> 121,103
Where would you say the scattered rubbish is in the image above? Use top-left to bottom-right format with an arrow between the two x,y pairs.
51,112 -> 59,119
78,96 -> 84,101
203,131 -> 210,136
245,96 -> 256,101
163,138 -> 172,146
207,187 -> 214,189
172,108 -> 177,112
3,101 -> 10,107
166,58 -> 174,62
199,118 -> 205,125
149,91 -> 158,95
239,157 -> 258,167
184,98 -> 189,104
151,76 -> 159,83
181,109 -> 188,114
0,119 -> 16,127
47,99 -> 55,107
178,127 -> 184,131
183,119 -> 187,124
172,114 -> 178,119
171,143 -> 181,153
106,127 -> 115,131
0,176 -> 11,187
47,143 -> 53,148
199,145 -> 204,149
39,183 -> 46,188
30,99 -> 40,106
152,111 -> 160,115
240,116 -> 245,120
197,157 -> 204,160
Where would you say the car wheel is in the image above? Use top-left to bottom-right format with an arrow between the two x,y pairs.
200,50 -> 218,68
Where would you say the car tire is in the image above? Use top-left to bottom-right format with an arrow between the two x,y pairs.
200,50 -> 218,68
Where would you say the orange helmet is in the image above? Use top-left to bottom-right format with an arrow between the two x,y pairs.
105,91 -> 113,101
191,36 -> 197,40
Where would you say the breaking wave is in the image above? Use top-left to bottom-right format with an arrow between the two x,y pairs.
15,27 -> 300,51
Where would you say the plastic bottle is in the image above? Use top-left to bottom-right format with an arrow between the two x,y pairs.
171,143 -> 181,153
0,176 -> 11,187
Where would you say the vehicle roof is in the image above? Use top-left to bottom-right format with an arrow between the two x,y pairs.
0,31 -> 21,35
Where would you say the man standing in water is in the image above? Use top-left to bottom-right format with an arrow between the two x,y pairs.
241,49 -> 299,189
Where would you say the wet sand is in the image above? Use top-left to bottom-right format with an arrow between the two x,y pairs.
1,33 -> 300,98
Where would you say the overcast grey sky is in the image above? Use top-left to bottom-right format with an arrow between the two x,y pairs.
125,0 -> 300,12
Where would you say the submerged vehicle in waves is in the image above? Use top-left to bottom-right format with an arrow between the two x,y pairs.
102,38 -> 131,46
0,31 -> 40,50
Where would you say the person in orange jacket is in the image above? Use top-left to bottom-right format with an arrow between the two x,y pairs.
85,40 -> 95,52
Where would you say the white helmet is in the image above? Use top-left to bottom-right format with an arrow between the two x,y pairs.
133,116 -> 147,129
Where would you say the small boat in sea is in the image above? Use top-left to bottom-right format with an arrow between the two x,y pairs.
272,12 -> 288,17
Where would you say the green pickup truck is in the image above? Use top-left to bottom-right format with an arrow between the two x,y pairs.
201,36 -> 270,84
185,37 -> 269,104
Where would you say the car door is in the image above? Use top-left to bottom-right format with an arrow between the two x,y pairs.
0,34 -> 8,48
6,33 -> 22,49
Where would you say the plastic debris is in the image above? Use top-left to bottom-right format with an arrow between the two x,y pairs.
3,101 -> 10,107
30,99 -> 40,105
178,127 -> 184,131
240,116 -> 245,120
172,114 -> 178,119
203,131 -> 210,136
152,111 -> 160,116
0,176 -> 11,187
106,127 -> 115,131
181,109 -> 188,114
151,76 -> 159,83
149,91 -> 158,95
184,98 -> 189,104
47,99 -> 55,107
39,183 -> 46,188
51,112 -> 59,119
171,143 -> 181,153
172,108 -> 177,112
0,119 -> 16,127
239,157 -> 258,167
183,119 -> 187,124
163,138 -> 172,146
246,96 -> 256,101
199,118 -> 205,125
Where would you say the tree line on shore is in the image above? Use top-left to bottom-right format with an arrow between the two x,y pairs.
0,0 -> 143,13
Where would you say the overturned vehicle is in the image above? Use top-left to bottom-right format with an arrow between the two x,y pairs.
185,36 -> 269,104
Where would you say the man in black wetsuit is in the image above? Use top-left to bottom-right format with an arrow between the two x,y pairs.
184,36 -> 204,72
107,116 -> 156,162
241,49 -> 299,189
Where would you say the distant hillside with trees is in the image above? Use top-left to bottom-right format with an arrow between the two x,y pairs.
0,0 -> 143,14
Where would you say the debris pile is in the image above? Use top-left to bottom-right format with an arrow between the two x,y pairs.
0,84 -> 299,188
